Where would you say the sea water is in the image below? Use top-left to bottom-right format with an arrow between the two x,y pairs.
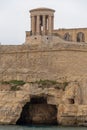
0,125 -> 87,130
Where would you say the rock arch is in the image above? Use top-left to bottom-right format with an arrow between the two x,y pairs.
17,96 -> 57,125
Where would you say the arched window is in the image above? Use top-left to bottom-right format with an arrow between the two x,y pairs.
64,33 -> 72,41
77,32 -> 85,42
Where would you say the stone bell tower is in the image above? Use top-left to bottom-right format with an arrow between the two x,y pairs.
25,7 -> 55,44
30,8 -> 55,35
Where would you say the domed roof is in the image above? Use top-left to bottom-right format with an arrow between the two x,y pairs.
30,7 -> 55,12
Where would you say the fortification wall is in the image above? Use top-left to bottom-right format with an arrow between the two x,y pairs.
1,42 -> 87,82
53,28 -> 87,42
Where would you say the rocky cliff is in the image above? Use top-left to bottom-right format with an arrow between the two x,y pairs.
0,80 -> 87,126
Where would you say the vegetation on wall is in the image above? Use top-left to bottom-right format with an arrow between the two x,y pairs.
0,79 -> 69,91
29,79 -> 69,90
0,80 -> 25,91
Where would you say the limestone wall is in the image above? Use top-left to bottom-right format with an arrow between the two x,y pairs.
1,42 -> 87,82
53,28 -> 87,42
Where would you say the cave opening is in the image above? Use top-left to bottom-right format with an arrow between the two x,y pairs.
16,97 -> 57,125
68,99 -> 75,104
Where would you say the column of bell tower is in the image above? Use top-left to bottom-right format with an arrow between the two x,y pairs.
42,15 -> 46,35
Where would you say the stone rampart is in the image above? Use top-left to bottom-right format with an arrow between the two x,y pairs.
53,28 -> 87,42
0,42 -> 87,82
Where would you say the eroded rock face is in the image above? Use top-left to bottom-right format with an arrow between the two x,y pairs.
58,81 -> 87,126
0,83 -> 30,124
0,81 -> 87,126
0,82 -> 62,125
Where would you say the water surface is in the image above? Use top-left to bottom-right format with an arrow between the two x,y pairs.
0,125 -> 87,130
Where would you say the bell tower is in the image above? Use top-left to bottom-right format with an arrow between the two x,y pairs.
25,7 -> 55,44
30,8 -> 55,36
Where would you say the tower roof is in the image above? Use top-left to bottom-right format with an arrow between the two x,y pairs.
30,7 -> 55,12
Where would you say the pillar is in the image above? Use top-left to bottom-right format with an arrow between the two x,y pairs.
48,15 -> 52,35
36,15 -> 40,35
51,16 -> 54,34
42,15 -> 46,35
46,16 -> 48,35
31,16 -> 35,35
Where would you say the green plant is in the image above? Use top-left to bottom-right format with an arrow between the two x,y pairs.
10,85 -> 21,91
28,79 -> 69,90
1,80 -> 25,86
0,80 -> 26,91
55,82 -> 69,90
35,79 -> 58,86
9,80 -> 25,86
1,81 -> 10,84
63,82 -> 69,90
9,80 -> 25,91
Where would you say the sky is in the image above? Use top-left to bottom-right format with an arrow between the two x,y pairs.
0,0 -> 87,45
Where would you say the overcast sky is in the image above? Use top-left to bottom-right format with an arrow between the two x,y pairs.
0,0 -> 87,45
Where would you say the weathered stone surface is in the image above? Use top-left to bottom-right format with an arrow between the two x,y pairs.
0,81 -> 64,125
77,105 -> 87,126
57,81 -> 87,126
0,81 -> 87,126
58,104 -> 87,126
62,82 -> 81,104
53,28 -> 87,43
0,83 -> 30,124
1,43 -> 87,82
1,7 -> 87,126
58,104 -> 77,126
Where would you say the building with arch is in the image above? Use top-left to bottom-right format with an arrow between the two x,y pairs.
0,7 -> 87,82
53,28 -> 87,43
25,7 -> 87,44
